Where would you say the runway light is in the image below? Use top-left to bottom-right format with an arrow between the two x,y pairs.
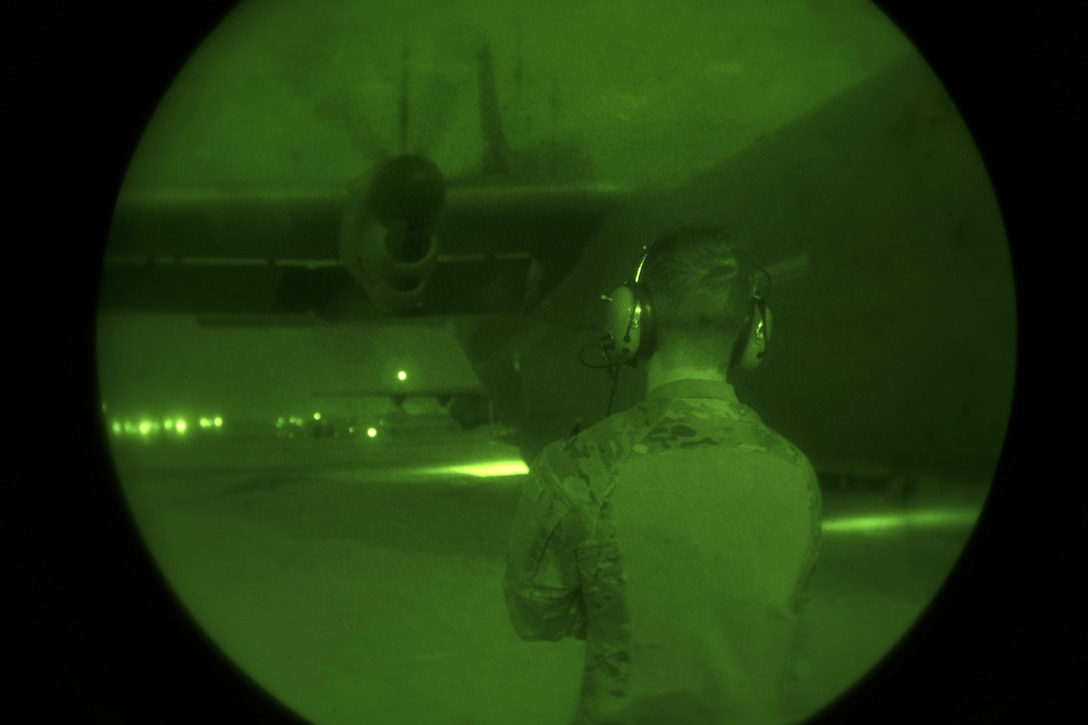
111,421 -> 122,435
200,417 -> 211,429
138,420 -> 152,436
397,370 -> 407,381
164,418 -> 174,429
366,427 -> 377,438
276,417 -> 285,428
314,412 -> 322,421
176,419 -> 187,434
214,417 -> 222,428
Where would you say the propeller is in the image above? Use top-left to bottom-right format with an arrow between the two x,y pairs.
338,39 -> 458,313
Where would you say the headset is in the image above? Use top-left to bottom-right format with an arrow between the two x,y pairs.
580,241 -> 773,415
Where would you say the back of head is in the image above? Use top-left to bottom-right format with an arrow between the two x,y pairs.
640,224 -> 757,372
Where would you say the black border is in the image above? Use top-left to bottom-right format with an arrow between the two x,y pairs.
15,3 -> 302,722
13,1 -> 1078,722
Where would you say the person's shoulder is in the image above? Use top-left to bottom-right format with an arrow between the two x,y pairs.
747,418 -> 819,481
543,417 -> 616,470
533,412 -> 637,492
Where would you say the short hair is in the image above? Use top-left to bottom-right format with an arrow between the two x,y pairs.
640,224 -> 758,369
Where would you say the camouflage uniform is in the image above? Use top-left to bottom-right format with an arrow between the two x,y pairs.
504,379 -> 822,724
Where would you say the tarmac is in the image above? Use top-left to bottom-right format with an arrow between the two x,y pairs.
109,431 -> 984,724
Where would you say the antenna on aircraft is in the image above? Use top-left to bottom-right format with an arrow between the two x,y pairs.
400,39 -> 409,155
478,43 -> 510,176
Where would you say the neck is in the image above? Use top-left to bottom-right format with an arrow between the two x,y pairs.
645,356 -> 727,395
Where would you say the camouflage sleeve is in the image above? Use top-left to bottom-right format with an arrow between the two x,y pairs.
503,448 -> 586,642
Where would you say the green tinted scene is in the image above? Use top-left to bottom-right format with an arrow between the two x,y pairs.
96,1 -> 1015,723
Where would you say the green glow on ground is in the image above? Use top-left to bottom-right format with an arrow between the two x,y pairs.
436,459 -> 530,478
822,508 -> 979,534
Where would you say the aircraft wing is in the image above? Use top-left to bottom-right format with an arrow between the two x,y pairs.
99,182 -> 630,320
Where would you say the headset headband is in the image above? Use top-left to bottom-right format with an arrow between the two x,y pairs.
633,246 -> 651,284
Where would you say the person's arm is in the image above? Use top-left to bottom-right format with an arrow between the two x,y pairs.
503,455 -> 586,641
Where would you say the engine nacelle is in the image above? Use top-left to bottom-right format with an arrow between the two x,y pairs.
339,155 -> 445,313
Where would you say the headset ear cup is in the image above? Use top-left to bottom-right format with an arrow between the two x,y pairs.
734,301 -> 770,370
605,284 -> 641,358
731,313 -> 757,367
635,283 -> 655,359
603,281 -> 656,361
758,305 -> 771,358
